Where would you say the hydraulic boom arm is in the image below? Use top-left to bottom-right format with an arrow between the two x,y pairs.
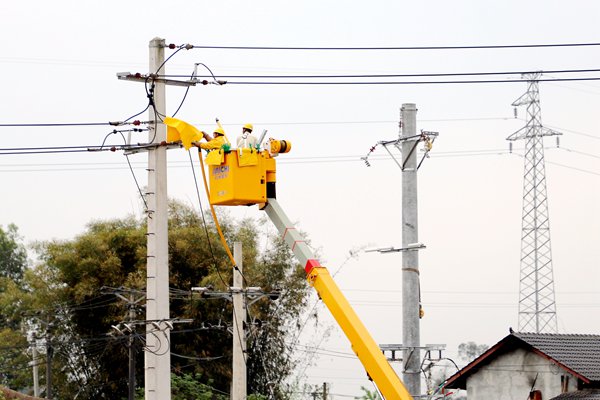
264,199 -> 413,400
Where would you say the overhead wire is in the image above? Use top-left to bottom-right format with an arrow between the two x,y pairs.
0,122 -> 120,127
161,67 -> 600,79
0,116 -> 517,128
3,146 -> 600,177
558,146 -> 600,160
187,151 -> 231,289
190,42 -> 600,50
224,77 -> 600,85
187,148 -> 256,376
281,250 -> 361,396
185,145 -> 253,377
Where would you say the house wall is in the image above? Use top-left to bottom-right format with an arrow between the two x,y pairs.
466,348 -> 577,400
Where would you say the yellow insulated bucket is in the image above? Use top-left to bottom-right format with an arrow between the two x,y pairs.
208,150 -> 269,206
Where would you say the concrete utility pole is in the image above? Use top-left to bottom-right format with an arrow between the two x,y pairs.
145,37 -> 171,400
30,333 -> 40,397
232,242 -> 247,399
104,286 -> 145,400
401,103 -> 421,396
45,324 -> 53,400
128,293 -> 137,400
321,382 -> 328,400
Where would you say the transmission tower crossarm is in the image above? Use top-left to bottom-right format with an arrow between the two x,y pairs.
511,91 -> 534,107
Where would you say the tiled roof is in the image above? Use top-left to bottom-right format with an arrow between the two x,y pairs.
444,332 -> 600,390
550,390 -> 600,400
0,386 -> 42,399
514,332 -> 600,381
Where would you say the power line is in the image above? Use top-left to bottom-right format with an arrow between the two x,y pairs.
2,148 -> 599,176
559,147 -> 600,160
190,42 -> 600,51
224,77 -> 600,85
161,68 -> 600,79
0,116 -> 513,130
0,122 -> 113,127
0,122 -> 145,128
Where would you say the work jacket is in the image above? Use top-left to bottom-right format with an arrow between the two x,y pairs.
199,135 -> 228,151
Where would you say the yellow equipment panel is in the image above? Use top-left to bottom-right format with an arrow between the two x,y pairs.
209,151 -> 267,206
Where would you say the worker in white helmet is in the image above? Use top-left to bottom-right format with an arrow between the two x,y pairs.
236,123 -> 258,150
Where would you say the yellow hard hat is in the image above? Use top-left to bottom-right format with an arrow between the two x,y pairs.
213,127 -> 225,136
243,123 -> 253,131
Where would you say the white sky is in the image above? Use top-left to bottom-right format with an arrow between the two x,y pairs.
2,0 -> 600,398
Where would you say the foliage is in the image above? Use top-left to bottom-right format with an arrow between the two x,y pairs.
0,328 -> 29,390
426,342 -> 488,400
0,224 -> 27,283
245,221 -> 309,399
0,224 -> 35,391
458,341 -> 489,363
355,386 -> 382,399
171,373 -> 228,400
0,201 -> 312,398
133,373 -> 228,400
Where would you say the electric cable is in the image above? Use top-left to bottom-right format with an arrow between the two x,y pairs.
124,150 -> 149,210
101,130 -> 149,211
188,148 -> 250,287
145,78 -> 161,143
161,67 -> 600,79
155,44 -> 188,77
187,150 -> 230,288
510,152 -> 600,177
170,62 -> 223,118
123,105 -> 150,124
0,143 -> 148,155
0,122 -> 118,127
190,42 -> 600,51
558,147 -> 600,160
186,149 -> 255,371
98,128 -> 148,150
545,124 -> 600,140
224,77 -> 600,85
171,81 -> 191,118
195,148 -> 247,281
170,352 -> 224,361
0,116 -> 514,128
280,250 -> 361,396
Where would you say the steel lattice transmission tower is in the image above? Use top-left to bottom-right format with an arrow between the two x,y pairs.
508,72 -> 561,333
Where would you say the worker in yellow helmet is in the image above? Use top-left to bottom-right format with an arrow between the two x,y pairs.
236,123 -> 258,149
193,127 -> 228,151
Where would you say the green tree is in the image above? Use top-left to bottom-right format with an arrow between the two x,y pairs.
458,341 -> 489,363
24,201 -> 312,399
355,386 -> 382,400
0,224 -> 31,391
0,224 -> 27,283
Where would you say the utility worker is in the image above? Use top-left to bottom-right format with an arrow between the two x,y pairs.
236,123 -> 258,149
193,127 -> 228,151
